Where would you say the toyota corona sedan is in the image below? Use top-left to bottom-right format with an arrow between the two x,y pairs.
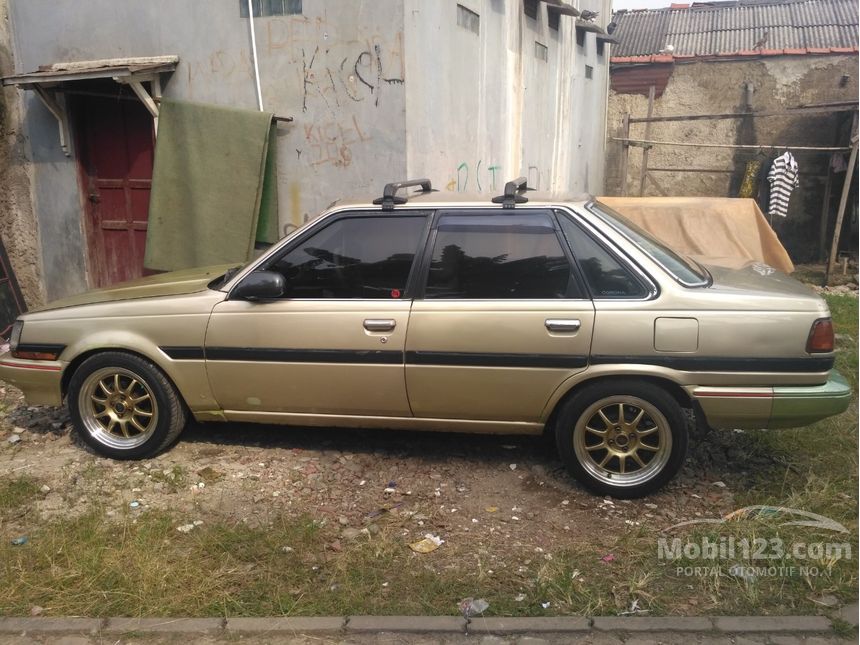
0,178 -> 851,498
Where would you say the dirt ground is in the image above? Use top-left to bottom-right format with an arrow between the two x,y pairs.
0,382 -> 760,564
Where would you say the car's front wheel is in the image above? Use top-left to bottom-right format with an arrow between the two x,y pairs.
68,352 -> 187,459
555,380 -> 688,498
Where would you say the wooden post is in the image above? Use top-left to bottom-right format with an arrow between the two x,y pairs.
638,85 -> 656,197
818,167 -> 833,263
818,113 -> 847,262
619,112 -> 631,196
825,112 -> 858,284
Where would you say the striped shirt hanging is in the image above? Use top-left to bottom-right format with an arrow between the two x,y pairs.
767,151 -> 799,219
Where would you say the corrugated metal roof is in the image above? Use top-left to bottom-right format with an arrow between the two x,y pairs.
611,0 -> 858,59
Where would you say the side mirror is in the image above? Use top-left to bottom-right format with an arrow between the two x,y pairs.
232,270 -> 285,300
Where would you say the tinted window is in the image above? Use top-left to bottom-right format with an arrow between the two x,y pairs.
558,214 -> 647,298
589,201 -> 709,286
269,215 -> 426,298
424,212 -> 576,299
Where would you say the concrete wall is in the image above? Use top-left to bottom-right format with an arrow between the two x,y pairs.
0,0 -> 43,307
7,0 -> 611,300
605,55 -> 858,262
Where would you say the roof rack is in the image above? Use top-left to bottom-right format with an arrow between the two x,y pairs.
372,178 -> 433,211
491,177 -> 531,208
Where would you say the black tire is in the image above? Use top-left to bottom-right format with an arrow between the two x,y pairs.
68,351 -> 187,459
554,379 -> 688,498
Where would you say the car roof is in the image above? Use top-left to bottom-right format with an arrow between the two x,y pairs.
328,190 -> 595,211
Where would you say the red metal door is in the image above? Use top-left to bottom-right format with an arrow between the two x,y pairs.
74,93 -> 154,288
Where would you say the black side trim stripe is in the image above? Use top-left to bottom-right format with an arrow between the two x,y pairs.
161,346 -> 205,360
206,347 -> 404,364
590,355 -> 834,373
16,343 -> 66,355
406,351 -> 588,369
160,347 -> 833,373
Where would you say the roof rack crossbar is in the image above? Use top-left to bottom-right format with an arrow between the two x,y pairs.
491,176 -> 530,208
372,178 -> 433,211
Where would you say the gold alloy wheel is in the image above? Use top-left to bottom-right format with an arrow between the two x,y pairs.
78,367 -> 159,450
573,395 -> 672,487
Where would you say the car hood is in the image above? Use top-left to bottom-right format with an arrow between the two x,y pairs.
693,257 -> 820,301
29,264 -> 237,313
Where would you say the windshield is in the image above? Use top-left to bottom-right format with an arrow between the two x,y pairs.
587,201 -> 710,287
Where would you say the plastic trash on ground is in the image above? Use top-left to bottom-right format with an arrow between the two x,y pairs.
409,533 -> 444,553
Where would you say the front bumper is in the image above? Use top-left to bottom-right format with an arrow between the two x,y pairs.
689,370 -> 853,430
0,351 -> 65,406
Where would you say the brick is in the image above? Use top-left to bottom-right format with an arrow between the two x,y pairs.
713,616 -> 831,632
593,617 -> 713,632
346,616 -> 465,633
468,617 -> 590,633
226,617 -> 344,632
103,617 -> 223,634
0,618 -> 102,634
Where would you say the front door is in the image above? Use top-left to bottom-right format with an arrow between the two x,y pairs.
74,90 -> 155,287
204,210 -> 431,418
405,210 -> 595,422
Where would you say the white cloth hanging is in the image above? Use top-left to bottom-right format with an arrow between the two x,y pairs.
767,151 -> 799,219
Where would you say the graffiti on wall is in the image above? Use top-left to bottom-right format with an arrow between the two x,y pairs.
266,16 -> 405,111
446,161 -> 503,192
302,115 -> 371,168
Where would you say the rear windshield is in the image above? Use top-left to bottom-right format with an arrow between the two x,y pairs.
588,201 -> 710,287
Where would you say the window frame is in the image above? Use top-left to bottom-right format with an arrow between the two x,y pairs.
413,208 -> 589,301
233,208 -> 433,301
554,207 -> 659,301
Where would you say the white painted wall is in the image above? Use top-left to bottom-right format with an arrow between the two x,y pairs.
8,0 -> 611,299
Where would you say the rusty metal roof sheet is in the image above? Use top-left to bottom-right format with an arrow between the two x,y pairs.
2,56 -> 179,87
611,0 -> 858,60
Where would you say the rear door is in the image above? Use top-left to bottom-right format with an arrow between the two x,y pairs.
205,210 -> 430,417
404,209 -> 595,422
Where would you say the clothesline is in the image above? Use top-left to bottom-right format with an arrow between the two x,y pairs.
614,137 -> 851,153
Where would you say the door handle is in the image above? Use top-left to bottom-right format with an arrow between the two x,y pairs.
363,319 -> 396,332
545,319 -> 581,333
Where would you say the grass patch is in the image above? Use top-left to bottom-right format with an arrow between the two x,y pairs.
0,475 -> 42,512
149,465 -> 186,492
0,510 -> 562,616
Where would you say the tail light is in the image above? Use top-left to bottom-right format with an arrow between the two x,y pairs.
806,318 -> 834,353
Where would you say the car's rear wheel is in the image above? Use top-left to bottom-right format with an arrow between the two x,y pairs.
68,352 -> 187,459
555,380 -> 688,498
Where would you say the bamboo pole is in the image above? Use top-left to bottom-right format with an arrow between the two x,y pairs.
825,114 -> 858,284
619,112 -> 631,196
613,137 -> 850,152
638,85 -> 655,197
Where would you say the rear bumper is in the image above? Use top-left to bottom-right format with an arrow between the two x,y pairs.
689,370 -> 853,430
0,352 -> 64,406
770,370 -> 853,428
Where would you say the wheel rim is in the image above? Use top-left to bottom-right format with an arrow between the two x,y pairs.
573,395 -> 672,488
77,367 -> 159,450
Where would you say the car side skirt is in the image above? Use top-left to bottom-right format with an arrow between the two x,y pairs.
211,410 -> 545,435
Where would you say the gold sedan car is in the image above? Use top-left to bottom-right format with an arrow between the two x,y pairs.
0,179 -> 851,497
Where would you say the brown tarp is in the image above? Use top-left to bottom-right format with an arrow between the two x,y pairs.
598,196 -> 795,274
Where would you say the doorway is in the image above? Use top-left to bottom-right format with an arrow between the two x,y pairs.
72,84 -> 155,288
